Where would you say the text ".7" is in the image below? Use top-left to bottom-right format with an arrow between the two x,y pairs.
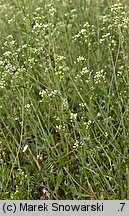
118,203 -> 125,211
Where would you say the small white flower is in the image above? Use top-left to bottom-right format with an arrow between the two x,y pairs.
43,188 -> 49,198
25,104 -> 31,109
23,144 -> 28,153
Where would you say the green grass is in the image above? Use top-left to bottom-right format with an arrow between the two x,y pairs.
0,0 -> 129,199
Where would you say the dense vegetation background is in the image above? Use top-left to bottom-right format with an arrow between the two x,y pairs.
0,0 -> 129,199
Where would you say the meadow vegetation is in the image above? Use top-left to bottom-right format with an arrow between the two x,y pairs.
0,0 -> 129,199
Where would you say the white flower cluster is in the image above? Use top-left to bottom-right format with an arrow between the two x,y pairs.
94,69 -> 106,84
70,112 -> 77,122
39,89 -> 60,103
73,22 -> 95,45
77,56 -> 85,62
75,67 -> 89,83
100,3 -> 129,45
73,139 -> 84,149
55,124 -> 66,132
62,98 -> 69,110
84,120 -> 92,129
